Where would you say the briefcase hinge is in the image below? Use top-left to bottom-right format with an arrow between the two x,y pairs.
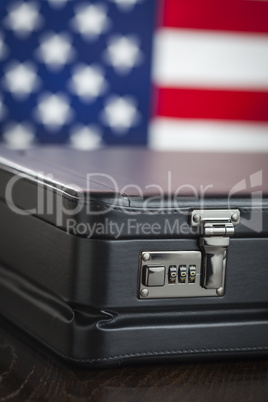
190,209 -> 240,295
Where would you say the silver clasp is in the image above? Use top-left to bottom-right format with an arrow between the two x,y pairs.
191,209 -> 240,295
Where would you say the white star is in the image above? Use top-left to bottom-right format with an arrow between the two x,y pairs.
46,0 -> 73,9
35,93 -> 73,130
109,0 -> 144,12
4,2 -> 43,39
69,125 -> 102,150
69,64 -> 107,101
3,123 -> 35,149
36,32 -> 75,71
0,97 -> 7,120
71,3 -> 110,40
101,95 -> 140,134
0,33 -> 8,60
104,35 -> 143,74
3,62 -> 40,100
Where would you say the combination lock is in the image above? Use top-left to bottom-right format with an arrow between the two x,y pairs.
138,209 -> 240,299
139,251 -> 204,299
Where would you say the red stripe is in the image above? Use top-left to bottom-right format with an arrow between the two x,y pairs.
155,87 -> 268,121
160,0 -> 268,34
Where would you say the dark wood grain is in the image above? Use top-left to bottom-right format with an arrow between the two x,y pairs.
0,316 -> 267,402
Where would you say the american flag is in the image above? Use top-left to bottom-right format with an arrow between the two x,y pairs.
0,0 -> 267,152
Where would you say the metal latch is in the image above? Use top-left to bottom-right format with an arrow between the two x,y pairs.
190,209 -> 240,295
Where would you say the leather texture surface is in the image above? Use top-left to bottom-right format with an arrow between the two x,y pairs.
0,146 -> 268,238
1,146 -> 268,197
0,199 -> 268,308
0,146 -> 267,366
0,261 -> 267,366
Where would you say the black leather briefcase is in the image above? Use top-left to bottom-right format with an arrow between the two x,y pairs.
0,146 -> 267,367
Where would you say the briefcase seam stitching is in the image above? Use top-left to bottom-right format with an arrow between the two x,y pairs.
66,346 -> 268,363
11,318 -> 268,364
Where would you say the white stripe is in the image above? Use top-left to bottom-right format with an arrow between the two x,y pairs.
153,29 -> 268,89
149,118 -> 268,152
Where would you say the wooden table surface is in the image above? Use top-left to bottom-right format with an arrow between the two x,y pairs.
0,316 -> 267,402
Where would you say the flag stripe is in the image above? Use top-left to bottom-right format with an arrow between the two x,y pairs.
152,1 -> 268,153
161,0 -> 268,34
155,87 -> 268,122
153,29 -> 268,89
149,118 -> 268,152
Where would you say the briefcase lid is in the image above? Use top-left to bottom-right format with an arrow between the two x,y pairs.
0,146 -> 267,238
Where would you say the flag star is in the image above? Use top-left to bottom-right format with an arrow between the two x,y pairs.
104,35 -> 143,74
4,2 -> 43,39
101,95 -> 140,134
3,123 -> 35,149
70,125 -> 102,150
0,97 -> 7,120
109,0 -> 143,12
69,64 -> 107,101
35,93 -> 73,130
3,62 -> 40,100
46,0 -> 73,9
36,32 -> 75,71
0,33 -> 8,60
71,4 -> 110,40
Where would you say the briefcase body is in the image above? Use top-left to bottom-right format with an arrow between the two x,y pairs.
0,146 -> 267,366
